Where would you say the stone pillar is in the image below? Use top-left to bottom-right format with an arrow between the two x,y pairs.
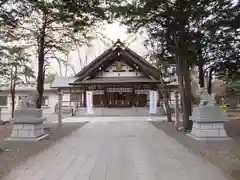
175,91 -> 180,128
58,92 -> 63,127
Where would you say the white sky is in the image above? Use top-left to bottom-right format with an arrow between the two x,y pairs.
49,22 -> 149,76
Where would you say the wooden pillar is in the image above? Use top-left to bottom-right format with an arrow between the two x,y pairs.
104,85 -> 108,107
79,86 -> 82,107
131,84 -> 135,106
69,87 -> 73,116
69,88 -> 72,108
83,86 -> 86,107
58,91 -> 63,128
73,87 -> 77,107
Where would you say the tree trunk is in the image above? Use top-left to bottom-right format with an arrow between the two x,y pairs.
175,54 -> 190,129
162,90 -> 172,122
24,74 -> 28,83
10,68 -> 14,118
64,64 -> 68,76
11,84 -> 16,118
36,14 -> 47,109
207,68 -> 214,94
198,51 -> 205,88
56,58 -> 63,76
159,75 -> 172,122
10,65 -> 17,118
174,49 -> 193,130
182,62 -> 193,130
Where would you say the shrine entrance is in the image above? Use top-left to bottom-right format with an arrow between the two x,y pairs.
107,92 -> 132,107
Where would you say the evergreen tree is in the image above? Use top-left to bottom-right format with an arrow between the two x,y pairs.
109,0 -> 238,130
209,1 -> 240,84
0,0 -> 32,27
14,0 -> 107,108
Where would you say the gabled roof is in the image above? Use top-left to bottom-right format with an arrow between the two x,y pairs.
74,39 -> 161,81
0,83 -> 56,91
70,77 -> 162,84
51,76 -> 78,88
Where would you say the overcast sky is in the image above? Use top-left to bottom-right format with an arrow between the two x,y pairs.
50,21 -> 149,76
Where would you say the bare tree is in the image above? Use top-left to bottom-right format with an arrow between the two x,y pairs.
3,46 -> 34,117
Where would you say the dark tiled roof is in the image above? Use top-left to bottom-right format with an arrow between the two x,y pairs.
74,40 -> 161,81
70,77 -> 178,89
71,77 -> 160,84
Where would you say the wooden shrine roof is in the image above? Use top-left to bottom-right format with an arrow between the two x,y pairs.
51,76 -> 178,89
74,39 -> 161,81
51,40 -> 179,89
70,77 -> 162,84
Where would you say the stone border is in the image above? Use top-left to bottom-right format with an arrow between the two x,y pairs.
5,134 -> 49,142
189,121 -> 231,140
11,117 -> 46,124
191,118 -> 227,123
187,133 -> 232,141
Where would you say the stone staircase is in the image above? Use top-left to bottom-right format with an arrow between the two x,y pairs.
74,107 -> 166,117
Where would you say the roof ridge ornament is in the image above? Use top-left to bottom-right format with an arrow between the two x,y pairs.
112,39 -> 126,50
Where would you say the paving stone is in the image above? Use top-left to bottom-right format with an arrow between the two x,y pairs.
3,120 -> 228,180
59,155 -> 88,180
77,155 -> 98,176
89,154 -> 108,180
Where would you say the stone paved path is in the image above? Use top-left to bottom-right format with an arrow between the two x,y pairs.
51,116 -> 165,123
3,121 -> 228,180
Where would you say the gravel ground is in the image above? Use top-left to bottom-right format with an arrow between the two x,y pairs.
0,112 -> 70,123
151,119 -> 240,180
0,122 -> 86,179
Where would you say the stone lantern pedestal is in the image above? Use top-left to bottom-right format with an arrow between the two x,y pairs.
188,90 -> 231,140
5,109 -> 48,141
5,91 -> 48,142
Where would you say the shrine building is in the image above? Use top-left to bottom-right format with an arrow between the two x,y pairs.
51,40 -> 178,115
